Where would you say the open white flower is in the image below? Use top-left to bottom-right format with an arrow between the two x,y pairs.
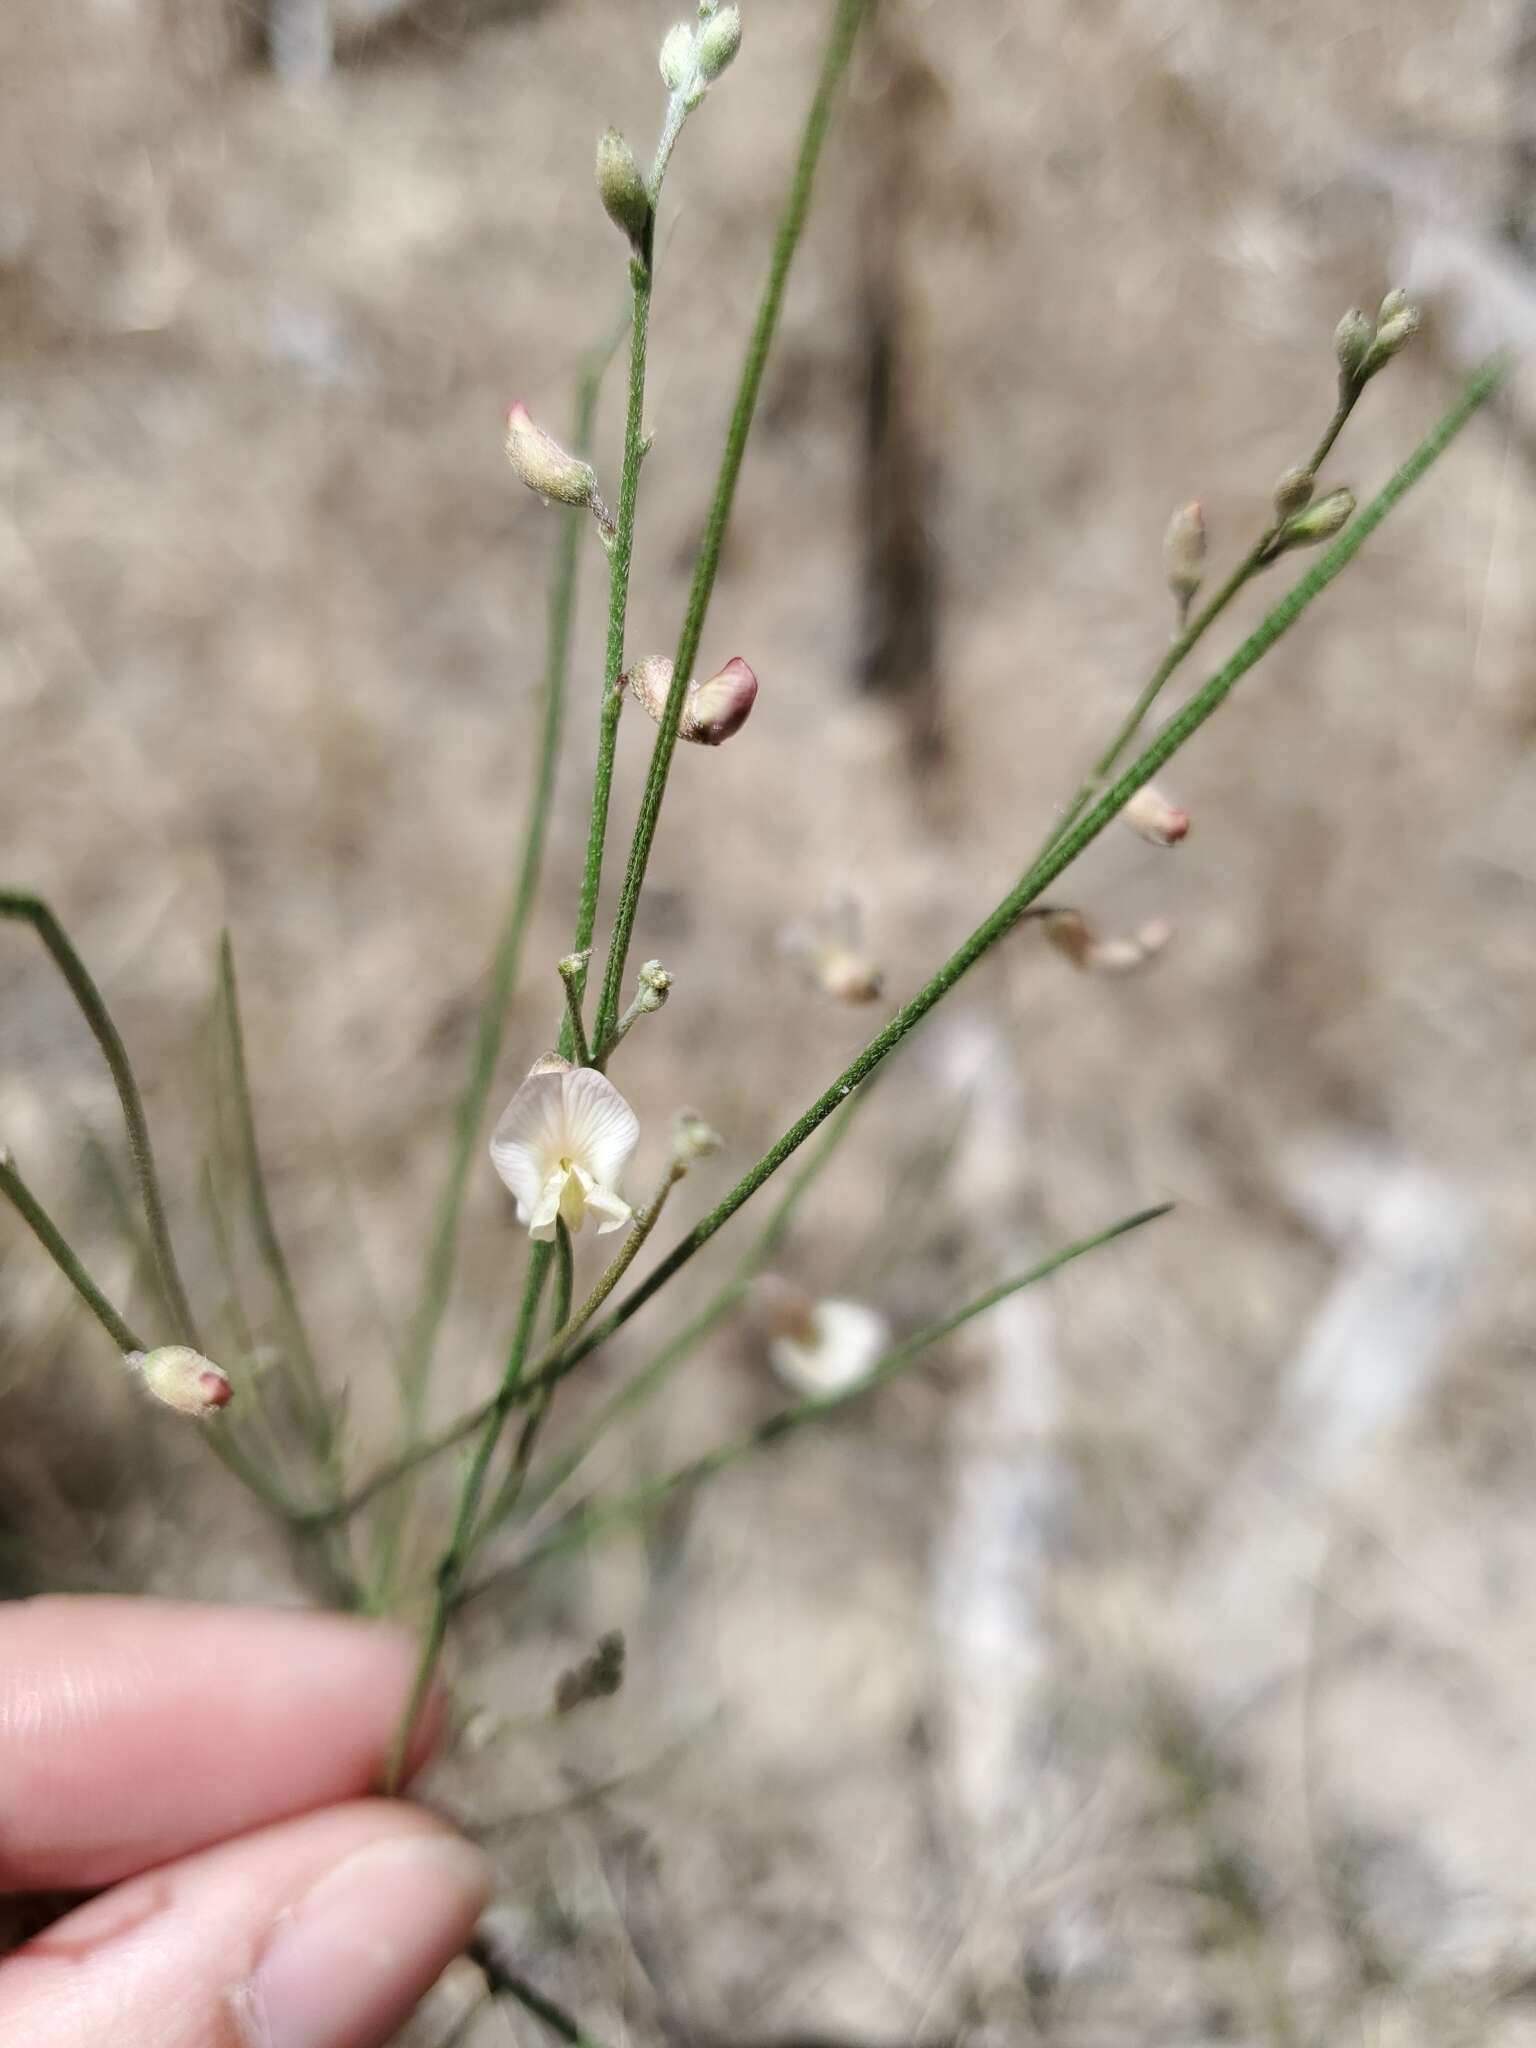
769,1298 -> 889,1400
490,1058 -> 640,1241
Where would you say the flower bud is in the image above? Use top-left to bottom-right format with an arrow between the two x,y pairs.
596,129 -> 651,248
659,22 -> 696,89
817,945 -> 883,1004
1377,286 -> 1409,326
1334,308 -> 1373,385
622,654 -> 758,745
1162,500 -> 1206,604
684,655 -> 757,744
1121,786 -> 1190,847
1273,486 -> 1355,555
695,3 -> 741,80
636,959 -> 673,1013
505,403 -> 597,508
127,1345 -> 233,1417
1272,465 -> 1314,520
1043,910 -> 1173,976
1361,299 -> 1421,378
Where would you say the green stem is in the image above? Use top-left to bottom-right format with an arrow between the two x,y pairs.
1,1152 -> 143,1352
467,1203 -> 1172,1596
530,362 -> 1503,1391
592,0 -> 872,1052
482,1218 -> 575,1536
557,958 -> 592,1068
217,933 -> 331,1458
563,271 -> 652,1058
0,892 -> 200,1348
468,1934 -> 611,2048
397,341 -> 610,1424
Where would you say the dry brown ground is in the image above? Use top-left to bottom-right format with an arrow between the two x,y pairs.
5,2 -> 1536,2042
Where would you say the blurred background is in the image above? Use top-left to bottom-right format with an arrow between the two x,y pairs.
4,1 -> 1536,2041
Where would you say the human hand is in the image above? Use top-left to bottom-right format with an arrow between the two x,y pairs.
0,1597 -> 489,2047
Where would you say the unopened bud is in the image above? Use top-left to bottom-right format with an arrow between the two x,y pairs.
127,1345 -> 233,1417
1272,486 -> 1355,555
529,1049 -> 574,1076
636,960 -> 673,1012
596,129 -> 651,248
817,945 -> 883,1004
622,654 -> 758,745
684,655 -> 757,744
1361,300 -> 1421,379
672,1107 -> 723,1165
1377,286 -> 1409,326
695,3 -> 741,80
1162,500 -> 1206,604
1272,466 -> 1314,520
659,21 -> 696,89
1121,786 -> 1190,847
505,403 -> 597,508
1334,308 -> 1373,385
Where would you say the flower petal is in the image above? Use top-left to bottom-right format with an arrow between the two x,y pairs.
583,1182 -> 633,1235
527,1165 -> 568,1241
489,1071 -> 570,1219
559,1068 -> 640,1192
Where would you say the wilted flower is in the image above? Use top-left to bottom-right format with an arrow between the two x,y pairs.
769,1297 -> 889,1400
779,893 -> 884,1004
1044,909 -> 1173,976
505,402 -> 598,508
127,1345 -> 233,1417
490,1057 -> 639,1240
623,654 -> 758,745
1121,785 -> 1190,847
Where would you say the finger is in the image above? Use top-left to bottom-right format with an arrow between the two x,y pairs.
0,1597 -> 445,1891
0,1799 -> 490,2048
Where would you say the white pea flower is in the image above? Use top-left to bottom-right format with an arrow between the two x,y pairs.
769,1298 -> 889,1400
490,1056 -> 639,1241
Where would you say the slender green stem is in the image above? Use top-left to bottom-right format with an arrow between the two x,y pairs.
1,892 -> 200,1347
397,341 -> 610,1423
592,0 -> 872,1051
466,1203 -> 1172,1598
1,1152 -> 144,1352
557,957 -> 592,1068
482,1218 -> 574,1537
1037,390 -> 1364,862
217,934 -> 331,1458
563,272 -> 653,1059
529,363 -> 1503,1391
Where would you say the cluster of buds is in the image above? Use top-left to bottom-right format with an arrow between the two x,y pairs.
622,654 -> 758,745
659,5 -> 742,108
1044,909 -> 1173,977
126,1346 -> 233,1418
1335,287 -> 1421,396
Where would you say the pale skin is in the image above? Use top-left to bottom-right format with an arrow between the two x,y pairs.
0,1598 -> 490,2047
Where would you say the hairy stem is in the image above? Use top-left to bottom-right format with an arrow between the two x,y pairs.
0,893 -> 200,1347
592,0 -> 872,1051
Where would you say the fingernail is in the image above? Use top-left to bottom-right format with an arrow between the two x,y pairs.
234,1832 -> 491,2048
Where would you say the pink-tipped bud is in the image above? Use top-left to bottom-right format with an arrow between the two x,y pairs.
622,654 -> 758,745
1121,785 -> 1190,847
1162,500 -> 1206,604
505,402 -> 598,508
127,1345 -> 233,1417
685,656 -> 757,744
